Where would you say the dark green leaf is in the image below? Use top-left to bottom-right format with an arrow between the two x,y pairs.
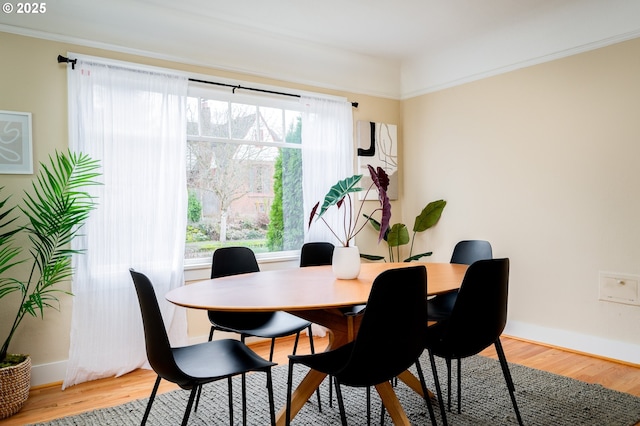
317,174 -> 363,218
387,223 -> 409,247
404,251 -> 433,262
413,200 -> 447,233
359,253 -> 386,261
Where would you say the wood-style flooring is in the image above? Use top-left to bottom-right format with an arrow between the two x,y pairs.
1,335 -> 639,425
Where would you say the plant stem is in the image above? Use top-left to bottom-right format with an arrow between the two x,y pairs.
320,216 -> 345,246
1,254 -> 37,360
409,231 -> 417,259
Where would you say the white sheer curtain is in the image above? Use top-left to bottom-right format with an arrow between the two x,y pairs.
301,96 -> 354,244
64,56 -> 188,388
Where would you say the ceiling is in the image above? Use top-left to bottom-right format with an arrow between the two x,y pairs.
2,0 -> 640,98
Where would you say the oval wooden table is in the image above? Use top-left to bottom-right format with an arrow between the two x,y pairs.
166,262 -> 468,425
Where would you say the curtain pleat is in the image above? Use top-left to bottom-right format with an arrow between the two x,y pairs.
64,57 -> 188,388
300,96 -> 354,244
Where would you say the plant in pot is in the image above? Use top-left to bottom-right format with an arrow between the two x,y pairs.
308,164 -> 391,278
361,199 -> 446,262
0,151 -> 100,419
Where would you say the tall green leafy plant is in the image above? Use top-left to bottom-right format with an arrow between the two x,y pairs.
361,199 -> 446,262
0,151 -> 101,363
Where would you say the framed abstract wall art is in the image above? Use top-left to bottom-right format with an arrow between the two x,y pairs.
0,110 -> 33,174
357,120 -> 398,200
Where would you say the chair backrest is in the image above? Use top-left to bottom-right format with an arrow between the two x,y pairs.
300,242 -> 334,267
450,240 -> 492,265
209,246 -> 271,328
337,265 -> 427,387
211,246 -> 260,278
438,258 -> 510,358
129,269 -> 190,387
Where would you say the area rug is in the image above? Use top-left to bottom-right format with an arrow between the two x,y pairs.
31,354 -> 640,425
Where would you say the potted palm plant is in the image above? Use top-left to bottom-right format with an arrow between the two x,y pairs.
308,164 -> 391,278
0,150 -> 100,419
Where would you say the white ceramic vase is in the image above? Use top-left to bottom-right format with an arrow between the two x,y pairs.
332,245 -> 361,279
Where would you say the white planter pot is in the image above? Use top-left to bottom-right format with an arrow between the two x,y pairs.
332,246 -> 361,279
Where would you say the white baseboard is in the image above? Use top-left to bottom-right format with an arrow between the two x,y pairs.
504,321 -> 640,365
31,360 -> 67,388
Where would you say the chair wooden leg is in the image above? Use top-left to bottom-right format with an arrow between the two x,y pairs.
415,359 -> 438,426
428,350 -> 448,426
141,375 -> 161,425
494,339 -> 524,426
181,387 -> 198,426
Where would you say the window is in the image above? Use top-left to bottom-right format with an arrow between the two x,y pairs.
185,85 -> 304,262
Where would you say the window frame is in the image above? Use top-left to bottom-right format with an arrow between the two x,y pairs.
185,83 -> 305,266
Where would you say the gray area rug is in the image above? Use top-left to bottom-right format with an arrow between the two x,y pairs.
32,353 -> 640,425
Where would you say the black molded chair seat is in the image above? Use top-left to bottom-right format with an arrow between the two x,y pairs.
426,291 -> 457,321
129,269 -> 276,426
286,266 -> 438,426
423,258 -> 523,426
207,247 -> 313,362
172,339 -> 274,385
211,310 -> 312,340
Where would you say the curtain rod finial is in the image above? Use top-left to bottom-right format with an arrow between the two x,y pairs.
57,55 -> 77,70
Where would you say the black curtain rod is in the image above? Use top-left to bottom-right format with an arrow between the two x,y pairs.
189,78 -> 358,108
57,55 -> 358,108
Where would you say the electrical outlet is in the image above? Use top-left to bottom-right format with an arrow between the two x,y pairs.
599,272 -> 640,306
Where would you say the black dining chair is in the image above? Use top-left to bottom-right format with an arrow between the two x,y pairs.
299,241 -> 367,410
426,239 -> 492,410
207,247 -> 314,361
426,240 -> 493,322
297,242 -> 338,410
129,269 -> 276,426
286,265 -> 438,426
423,258 -> 523,426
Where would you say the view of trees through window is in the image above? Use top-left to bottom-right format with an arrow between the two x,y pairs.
185,89 -> 304,261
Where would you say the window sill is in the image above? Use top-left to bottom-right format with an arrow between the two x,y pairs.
184,250 -> 300,282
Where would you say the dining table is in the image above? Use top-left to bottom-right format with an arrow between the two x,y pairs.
166,261 -> 468,425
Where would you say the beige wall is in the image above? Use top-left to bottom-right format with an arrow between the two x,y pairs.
0,32 -> 400,384
402,37 -> 640,361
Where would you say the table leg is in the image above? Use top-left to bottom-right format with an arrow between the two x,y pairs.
375,381 -> 411,425
396,370 -> 435,399
275,310 -> 358,425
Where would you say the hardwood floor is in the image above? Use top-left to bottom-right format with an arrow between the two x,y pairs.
1,335 -> 639,425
